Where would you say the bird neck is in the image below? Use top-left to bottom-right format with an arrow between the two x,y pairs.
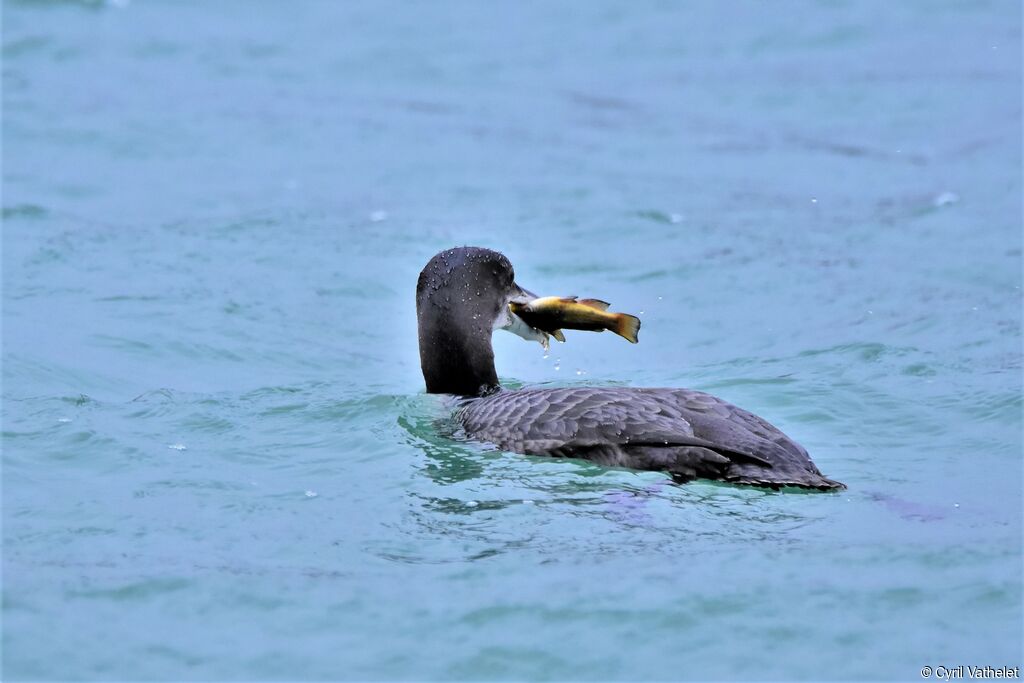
418,320 -> 500,396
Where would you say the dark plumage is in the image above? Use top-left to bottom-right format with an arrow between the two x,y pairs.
417,246 -> 844,490
459,387 -> 842,489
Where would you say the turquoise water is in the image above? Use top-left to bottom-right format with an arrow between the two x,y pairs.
3,1 -> 1021,679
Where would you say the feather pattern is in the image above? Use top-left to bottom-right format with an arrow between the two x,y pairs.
459,386 -> 843,490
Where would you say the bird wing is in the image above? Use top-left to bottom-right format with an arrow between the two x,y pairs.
459,386 -> 842,489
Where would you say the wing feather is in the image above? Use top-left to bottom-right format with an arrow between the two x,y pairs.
459,387 -> 842,489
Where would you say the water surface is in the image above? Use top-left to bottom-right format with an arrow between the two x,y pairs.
3,1 -> 1022,679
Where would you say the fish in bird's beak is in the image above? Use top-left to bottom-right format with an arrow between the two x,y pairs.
496,283 -> 552,349
509,296 -> 641,344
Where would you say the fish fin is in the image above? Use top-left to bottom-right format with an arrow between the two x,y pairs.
613,314 -> 641,344
552,329 -> 566,342
577,298 -> 611,311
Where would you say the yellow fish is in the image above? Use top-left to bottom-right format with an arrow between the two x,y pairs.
509,296 -> 640,344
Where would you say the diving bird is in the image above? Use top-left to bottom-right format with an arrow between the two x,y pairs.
416,246 -> 844,490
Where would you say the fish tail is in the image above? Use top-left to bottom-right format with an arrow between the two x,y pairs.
613,313 -> 640,343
